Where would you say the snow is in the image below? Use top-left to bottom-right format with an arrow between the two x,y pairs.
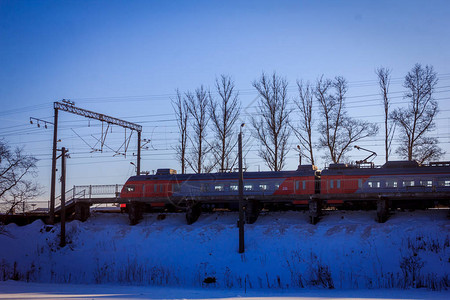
0,209 -> 449,298
0,280 -> 449,299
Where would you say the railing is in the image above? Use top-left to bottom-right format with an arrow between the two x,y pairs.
53,184 -> 123,212
73,184 -> 123,198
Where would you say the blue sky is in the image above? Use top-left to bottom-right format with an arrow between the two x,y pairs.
1,0 -> 449,200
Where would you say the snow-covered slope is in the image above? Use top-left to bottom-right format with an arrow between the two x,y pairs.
0,210 -> 448,291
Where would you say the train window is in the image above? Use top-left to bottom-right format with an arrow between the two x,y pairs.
403,180 -> 415,187
172,184 -> 181,192
160,184 -> 164,192
126,185 -> 135,192
330,180 -> 334,189
368,181 -> 381,188
337,180 -> 341,189
358,179 -> 362,188
201,184 -> 209,192
244,184 -> 253,191
419,180 -> 432,187
438,180 -> 450,187
275,184 -> 280,189
259,184 -> 268,191
295,181 -> 299,191
214,185 -> 224,191
302,181 -> 306,190
386,180 -> 398,188
154,184 -> 157,193
230,185 -> 238,191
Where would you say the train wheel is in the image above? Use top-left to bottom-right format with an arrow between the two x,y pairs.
128,202 -> 143,225
186,202 -> 201,225
376,198 -> 389,223
245,200 -> 260,224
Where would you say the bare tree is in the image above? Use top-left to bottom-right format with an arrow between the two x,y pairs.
291,80 -> 315,165
0,140 -> 41,215
186,86 -> 213,173
376,67 -> 395,162
171,89 -> 189,174
316,76 -> 378,164
391,64 -> 443,163
251,72 -> 292,171
209,75 -> 241,172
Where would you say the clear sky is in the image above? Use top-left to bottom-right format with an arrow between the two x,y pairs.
1,0 -> 450,201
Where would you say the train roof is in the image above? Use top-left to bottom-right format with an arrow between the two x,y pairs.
126,166 -> 318,182
322,160 -> 450,175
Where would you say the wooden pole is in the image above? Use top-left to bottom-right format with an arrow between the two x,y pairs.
49,106 -> 58,224
238,124 -> 245,253
60,147 -> 67,247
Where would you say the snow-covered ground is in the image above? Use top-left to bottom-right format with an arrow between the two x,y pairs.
0,280 -> 449,299
0,209 -> 449,298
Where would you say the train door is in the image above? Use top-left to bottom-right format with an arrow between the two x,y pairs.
314,171 -> 321,194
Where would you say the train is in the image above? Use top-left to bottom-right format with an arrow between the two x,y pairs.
120,160 -> 450,224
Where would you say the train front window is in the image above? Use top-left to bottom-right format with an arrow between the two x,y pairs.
126,185 -> 135,192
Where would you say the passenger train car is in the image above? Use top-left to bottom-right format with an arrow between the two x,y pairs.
320,161 -> 450,206
120,161 -> 450,224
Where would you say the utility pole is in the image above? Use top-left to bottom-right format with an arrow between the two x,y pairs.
137,131 -> 141,175
49,107 -> 58,225
49,100 -> 142,223
59,147 -> 67,247
238,123 -> 245,253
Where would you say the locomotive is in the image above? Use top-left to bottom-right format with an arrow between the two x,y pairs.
120,161 -> 450,224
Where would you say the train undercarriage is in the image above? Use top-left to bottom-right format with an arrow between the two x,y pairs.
123,192 -> 449,226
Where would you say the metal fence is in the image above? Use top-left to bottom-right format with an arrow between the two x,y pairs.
53,184 -> 123,210
73,184 -> 123,198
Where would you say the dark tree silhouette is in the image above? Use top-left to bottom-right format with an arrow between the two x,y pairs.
171,90 -> 189,174
391,64 -> 444,163
315,76 -> 378,164
291,80 -> 315,165
376,67 -> 395,163
251,72 -> 292,171
209,75 -> 241,172
186,86 -> 213,173
0,140 -> 41,215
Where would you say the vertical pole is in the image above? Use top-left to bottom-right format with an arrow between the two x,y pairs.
49,106 -> 58,225
137,131 -> 141,176
238,125 -> 245,253
60,147 -> 66,247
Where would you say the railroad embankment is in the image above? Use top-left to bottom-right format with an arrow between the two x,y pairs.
0,210 -> 448,290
